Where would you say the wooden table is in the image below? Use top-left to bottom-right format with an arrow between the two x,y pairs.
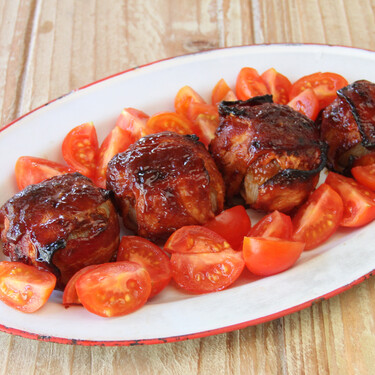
1,1 -> 375,373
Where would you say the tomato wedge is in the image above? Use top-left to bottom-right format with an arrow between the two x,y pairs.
236,67 -> 269,101
174,85 -> 205,118
62,122 -> 99,179
204,206 -> 251,250
117,236 -> 172,298
170,249 -> 244,294
289,72 -> 348,110
15,156 -> 74,191
211,78 -> 237,106
115,107 -> 149,141
0,261 -> 56,313
144,112 -> 197,136
75,261 -> 151,317
242,237 -> 304,276
249,210 -> 293,240
287,88 -> 320,121
352,164 -> 375,190
325,171 -> 375,227
292,183 -> 344,250
260,68 -> 292,105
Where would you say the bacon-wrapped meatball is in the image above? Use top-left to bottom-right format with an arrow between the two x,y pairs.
320,80 -> 375,173
0,173 -> 120,289
210,96 -> 326,213
106,131 -> 225,241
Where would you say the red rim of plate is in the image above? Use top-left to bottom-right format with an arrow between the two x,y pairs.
0,43 -> 374,346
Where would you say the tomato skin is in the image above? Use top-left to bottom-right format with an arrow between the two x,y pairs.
351,164 -> 375,190
260,68 -> 292,105
75,261 -> 151,317
117,236 -> 172,298
174,86 -> 205,118
325,171 -> 375,227
15,156 -> 74,191
62,122 -> 99,179
204,206 -> 251,250
236,67 -> 269,101
170,249 -> 244,294
249,210 -> 293,240
242,237 -> 304,276
292,183 -> 344,250
144,112 -> 197,136
0,261 -> 56,313
211,78 -> 237,106
115,108 -> 149,140
287,88 -> 320,121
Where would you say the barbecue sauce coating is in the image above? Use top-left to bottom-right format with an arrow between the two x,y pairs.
210,96 -> 325,213
0,173 -> 120,289
106,132 -> 225,241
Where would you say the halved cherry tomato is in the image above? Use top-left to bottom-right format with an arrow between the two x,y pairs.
174,85 -> 205,118
352,164 -> 375,190
62,122 -> 99,179
287,88 -> 320,121
211,78 -> 237,106
289,72 -> 348,110
164,225 -> 232,254
353,151 -> 375,167
292,183 -> 344,250
236,67 -> 269,101
0,261 -> 56,313
260,68 -> 292,105
95,126 -> 134,188
204,206 -> 251,250
144,112 -> 197,136
117,236 -> 172,298
249,210 -> 293,240
115,107 -> 149,141
15,156 -> 74,191
242,237 -> 304,276
170,249 -> 244,294
75,261 -> 151,317
325,171 -> 375,227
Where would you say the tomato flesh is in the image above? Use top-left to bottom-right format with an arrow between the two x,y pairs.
260,68 -> 292,105
351,164 -> 375,190
211,78 -> 237,106
236,67 -> 269,100
115,108 -> 149,141
174,85 -> 205,118
287,88 -> 320,121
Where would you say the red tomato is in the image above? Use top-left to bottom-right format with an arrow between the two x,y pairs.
292,183 -> 344,250
164,225 -> 232,254
95,126 -> 134,188
287,88 -> 320,121
75,261 -> 151,317
15,156 -> 74,191
211,78 -> 237,106
352,164 -> 375,190
62,122 -> 99,179
236,67 -> 269,101
325,171 -> 375,227
170,249 -> 244,293
242,237 -> 304,276
115,107 -> 149,141
249,210 -> 293,240
260,68 -> 292,105
174,85 -> 205,117
204,206 -> 251,250
353,152 -> 375,167
144,112 -> 197,136
117,236 -> 172,298
289,72 -> 348,110
0,261 -> 56,313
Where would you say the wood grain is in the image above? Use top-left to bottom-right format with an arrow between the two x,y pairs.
1,0 -> 375,374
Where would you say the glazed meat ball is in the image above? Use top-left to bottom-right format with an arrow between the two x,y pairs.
0,173 -> 120,289
210,96 -> 326,213
320,80 -> 375,173
106,131 -> 225,241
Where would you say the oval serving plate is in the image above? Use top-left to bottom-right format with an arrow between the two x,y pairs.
0,44 -> 375,346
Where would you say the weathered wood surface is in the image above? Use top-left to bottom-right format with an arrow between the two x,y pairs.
0,0 -> 375,374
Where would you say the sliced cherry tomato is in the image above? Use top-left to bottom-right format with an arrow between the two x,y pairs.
289,72 -> 348,110
174,85 -> 205,117
62,122 -> 99,179
170,249 -> 244,294
204,206 -> 251,250
15,156 -> 74,191
325,171 -> 375,227
211,78 -> 237,106
164,225 -> 232,254
353,151 -> 375,167
242,237 -> 304,276
352,164 -> 375,190
235,67 -> 269,101
287,88 -> 320,121
249,210 -> 293,240
95,126 -> 134,188
260,68 -> 292,105
117,236 -> 172,298
115,107 -> 149,141
144,112 -> 197,136
0,261 -> 56,313
75,261 -> 151,317
292,183 -> 343,250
